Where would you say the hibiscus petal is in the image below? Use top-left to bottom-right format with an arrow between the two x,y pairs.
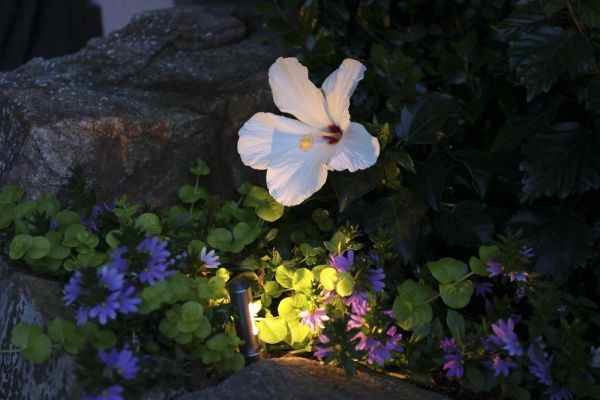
238,112 -> 314,170
321,59 -> 366,131
269,57 -> 332,128
327,122 -> 380,172
266,133 -> 333,206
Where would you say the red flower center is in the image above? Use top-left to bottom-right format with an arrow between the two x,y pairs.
325,124 -> 343,144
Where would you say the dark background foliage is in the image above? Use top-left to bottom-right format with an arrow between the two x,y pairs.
260,0 -> 600,292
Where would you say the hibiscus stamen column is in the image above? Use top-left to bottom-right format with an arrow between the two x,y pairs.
229,276 -> 260,363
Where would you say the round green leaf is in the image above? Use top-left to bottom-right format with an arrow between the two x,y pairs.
479,245 -> 500,263
207,228 -> 233,251
392,280 -> 435,330
243,185 -> 284,222
53,210 -> 81,227
178,185 -> 208,204
427,257 -> 468,284
275,265 -> 294,289
23,332 -> 52,363
135,213 -> 162,235
9,234 -> 33,260
335,272 -> 355,297
28,236 -> 51,260
292,268 -> 313,291
181,301 -> 204,322
257,317 -> 288,344
469,256 -> 489,276
277,294 -> 308,321
319,267 -> 338,291
440,280 -> 474,309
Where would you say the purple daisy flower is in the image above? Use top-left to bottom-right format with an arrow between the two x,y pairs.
365,339 -> 390,366
368,267 -> 385,292
520,246 -> 535,259
490,318 -> 523,357
299,309 -> 330,331
63,271 -> 83,306
474,281 -> 493,298
109,247 -> 129,273
329,250 -> 354,272
344,291 -> 369,316
490,354 -> 516,377
84,202 -> 115,233
99,346 -> 139,380
117,286 -> 141,314
89,292 -> 120,325
486,260 -> 504,277
346,314 -> 365,331
440,337 -> 463,379
200,247 -> 220,269
385,326 -> 403,352
508,272 -> 529,282
137,236 -> 173,285
547,387 -> 574,400
99,265 -> 124,292
528,342 -> 553,386
351,331 -> 369,351
83,385 -> 124,400
440,337 -> 459,353
76,306 -> 90,326
443,353 -> 464,379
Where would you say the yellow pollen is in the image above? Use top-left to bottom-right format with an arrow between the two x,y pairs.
298,135 -> 314,151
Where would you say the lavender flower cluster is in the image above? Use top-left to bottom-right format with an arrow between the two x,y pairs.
63,236 -> 175,326
82,346 -> 140,400
312,250 -> 403,366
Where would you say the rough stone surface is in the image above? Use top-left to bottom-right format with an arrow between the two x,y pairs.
0,258 -> 79,400
0,6 -> 278,400
0,6 -> 279,205
178,357 -> 450,400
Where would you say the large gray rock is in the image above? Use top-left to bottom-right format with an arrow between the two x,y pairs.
0,6 -> 279,206
0,258 -> 78,400
178,357 -> 450,400
0,5 -> 279,399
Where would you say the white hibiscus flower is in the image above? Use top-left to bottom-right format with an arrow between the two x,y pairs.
237,57 -> 380,206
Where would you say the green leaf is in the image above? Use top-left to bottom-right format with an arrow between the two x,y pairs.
257,317 -> 288,344
311,209 -> 334,231
135,213 -> 162,235
446,310 -> 466,342
243,185 -> 284,222
264,281 -> 284,298
469,257 -> 489,276
335,272 -> 355,297
181,301 -> 204,322
53,210 -> 81,227
178,185 -> 208,204
28,236 -> 51,260
478,245 -> 499,263
0,185 -> 24,204
22,332 -> 52,363
11,323 -> 40,349
292,268 -> 313,291
520,125 -> 600,200
509,27 -> 596,101
393,280 -> 434,331
287,320 -> 311,345
48,318 -> 85,354
207,228 -> 233,251
277,294 -> 308,321
440,281 -> 474,309
275,265 -> 294,289
190,159 -> 210,176
319,267 -> 338,291
233,222 -> 260,246
427,258 -> 468,284
9,234 -> 33,259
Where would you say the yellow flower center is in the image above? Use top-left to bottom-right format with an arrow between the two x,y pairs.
298,135 -> 314,151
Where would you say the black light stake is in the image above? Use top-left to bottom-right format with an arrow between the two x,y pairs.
229,276 -> 260,363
